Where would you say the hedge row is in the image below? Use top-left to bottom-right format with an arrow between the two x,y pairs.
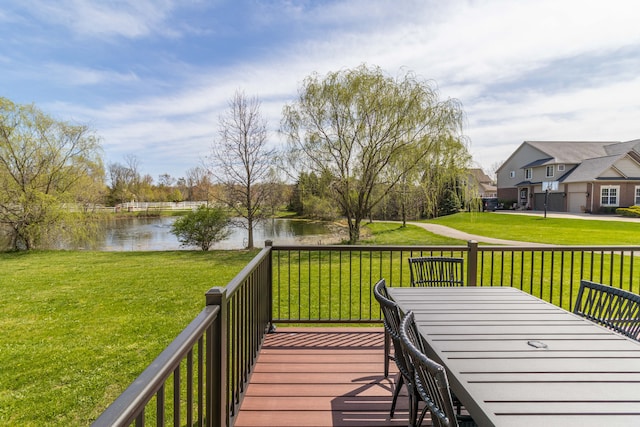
616,206 -> 640,217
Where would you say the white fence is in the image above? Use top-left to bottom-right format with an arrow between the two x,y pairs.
117,201 -> 209,212
62,201 -> 210,213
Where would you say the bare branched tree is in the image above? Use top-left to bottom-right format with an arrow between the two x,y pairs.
208,90 -> 275,249
185,165 -> 213,202
487,160 -> 504,184
107,155 -> 144,205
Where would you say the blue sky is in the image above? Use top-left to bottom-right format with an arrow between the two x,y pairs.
2,0 -> 640,180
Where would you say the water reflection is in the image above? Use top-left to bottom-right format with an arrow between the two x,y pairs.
84,217 -> 341,251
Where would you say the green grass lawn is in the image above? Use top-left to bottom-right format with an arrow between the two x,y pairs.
3,214 -> 640,425
0,250 -> 257,426
360,221 -> 464,245
427,212 -> 640,245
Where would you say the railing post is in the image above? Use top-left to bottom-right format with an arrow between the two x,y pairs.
205,287 -> 227,427
467,240 -> 478,286
265,240 -> 276,333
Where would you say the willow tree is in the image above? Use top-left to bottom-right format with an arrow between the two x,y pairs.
0,97 -> 104,250
418,134 -> 472,218
281,64 -> 466,243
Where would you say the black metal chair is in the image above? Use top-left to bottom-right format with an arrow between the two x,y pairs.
400,311 -> 477,427
408,257 -> 464,287
374,279 -> 399,379
573,280 -> 640,341
373,279 -> 419,426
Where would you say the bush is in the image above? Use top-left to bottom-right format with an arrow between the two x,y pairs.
304,195 -> 340,221
599,206 -> 619,214
617,206 -> 640,217
170,206 -> 231,250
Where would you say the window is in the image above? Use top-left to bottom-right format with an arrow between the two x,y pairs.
601,186 -> 619,206
509,170 -> 515,178
546,165 -> 554,177
635,186 -> 640,205
557,164 -> 565,172
525,168 -> 532,179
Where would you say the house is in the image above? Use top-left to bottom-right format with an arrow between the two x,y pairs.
460,168 -> 497,211
497,140 -> 640,213
467,168 -> 497,198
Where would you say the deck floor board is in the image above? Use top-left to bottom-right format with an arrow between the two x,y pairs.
234,327 -> 432,427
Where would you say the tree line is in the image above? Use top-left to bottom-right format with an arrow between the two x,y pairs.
0,64 -> 474,250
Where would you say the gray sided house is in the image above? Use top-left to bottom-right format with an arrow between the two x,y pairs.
497,140 -> 640,213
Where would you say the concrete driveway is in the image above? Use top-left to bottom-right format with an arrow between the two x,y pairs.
494,210 -> 640,222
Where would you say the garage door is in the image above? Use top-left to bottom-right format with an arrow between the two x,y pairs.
533,193 -> 564,211
567,192 -> 586,213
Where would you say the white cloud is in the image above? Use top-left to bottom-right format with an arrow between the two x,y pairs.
46,63 -> 140,86
465,74 -> 640,169
27,0 -> 176,38
14,0 -> 640,177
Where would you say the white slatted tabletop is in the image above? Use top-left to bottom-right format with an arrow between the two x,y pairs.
387,286 -> 640,427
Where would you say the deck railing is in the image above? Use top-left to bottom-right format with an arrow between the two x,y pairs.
271,243 -> 468,323
271,241 -> 639,320
93,241 -> 640,426
90,306 -> 220,426
475,244 -> 638,310
91,245 -> 273,427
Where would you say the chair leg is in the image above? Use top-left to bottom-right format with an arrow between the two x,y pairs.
416,405 -> 430,427
390,373 -> 404,417
409,389 -> 419,427
453,393 -> 462,415
384,328 -> 390,377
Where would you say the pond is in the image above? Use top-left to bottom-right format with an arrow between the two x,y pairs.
82,217 -> 344,251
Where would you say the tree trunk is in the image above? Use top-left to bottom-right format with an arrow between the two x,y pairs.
247,216 -> 254,249
348,220 -> 360,244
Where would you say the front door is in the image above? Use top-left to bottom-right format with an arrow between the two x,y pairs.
519,188 -> 529,208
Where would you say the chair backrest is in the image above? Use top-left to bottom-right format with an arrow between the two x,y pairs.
400,311 -> 459,427
408,256 -> 464,287
573,280 -> 640,341
373,279 -> 413,379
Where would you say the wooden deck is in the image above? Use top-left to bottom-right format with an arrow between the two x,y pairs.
235,327 -> 430,427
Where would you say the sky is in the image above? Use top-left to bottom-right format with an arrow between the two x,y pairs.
2,0 -> 640,181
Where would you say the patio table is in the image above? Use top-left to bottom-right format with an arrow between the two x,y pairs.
386,286 -> 640,427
